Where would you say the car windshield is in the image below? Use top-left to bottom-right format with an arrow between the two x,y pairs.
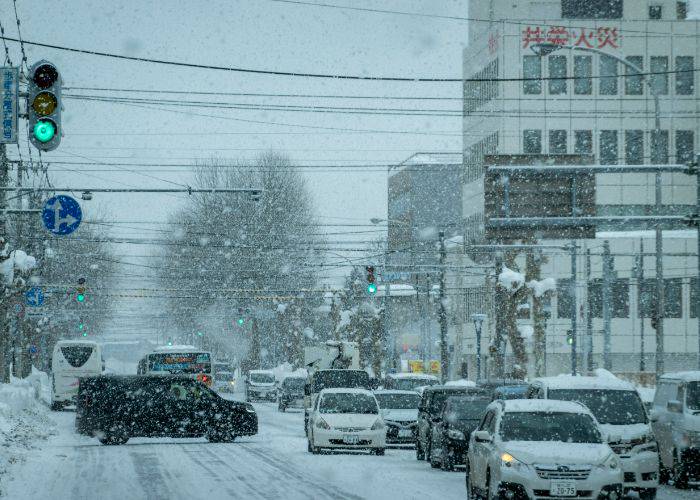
283,378 -> 306,390
548,389 -> 647,425
444,398 -> 490,421
319,393 -> 378,414
686,382 -> 700,412
500,412 -> 603,443
375,393 -> 421,410
250,373 -> 275,384
390,377 -> 438,391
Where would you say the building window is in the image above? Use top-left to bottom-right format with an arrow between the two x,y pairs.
574,55 -> 592,95
549,130 -> 567,154
678,1 -> 688,20
676,130 -> 694,164
557,278 -> 573,318
639,278 -> 683,318
625,130 -> 644,165
524,129 -> 542,154
600,130 -> 618,164
561,0 -> 622,18
691,278 -> 698,318
650,56 -> 669,95
651,130 -> 669,164
649,5 -> 663,19
675,56 -> 694,95
549,55 -> 567,95
588,279 -> 630,318
523,56 -> 542,95
574,130 -> 592,155
600,55 -> 618,95
625,56 -> 644,95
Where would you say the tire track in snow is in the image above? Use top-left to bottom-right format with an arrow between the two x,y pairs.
129,449 -> 173,500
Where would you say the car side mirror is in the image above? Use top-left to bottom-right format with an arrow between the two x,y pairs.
667,400 -> 683,413
474,430 -> 492,443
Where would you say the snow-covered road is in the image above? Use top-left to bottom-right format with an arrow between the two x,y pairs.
3,398 -> 698,500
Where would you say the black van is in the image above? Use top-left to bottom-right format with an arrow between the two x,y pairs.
76,375 -> 257,445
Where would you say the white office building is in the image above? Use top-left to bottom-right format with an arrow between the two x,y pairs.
458,0 -> 700,376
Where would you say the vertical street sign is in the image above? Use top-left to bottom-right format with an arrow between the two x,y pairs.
1,67 -> 18,144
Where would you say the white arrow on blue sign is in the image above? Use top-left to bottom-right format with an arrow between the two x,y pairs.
42,195 -> 82,235
25,287 -> 44,307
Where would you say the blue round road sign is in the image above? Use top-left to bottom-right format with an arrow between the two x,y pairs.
42,195 -> 82,235
26,287 -> 44,307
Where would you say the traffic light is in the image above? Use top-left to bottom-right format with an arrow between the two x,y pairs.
28,60 -> 62,151
76,277 -> 86,303
366,266 -> 377,294
566,330 -> 574,345
237,307 -> 245,326
77,321 -> 87,336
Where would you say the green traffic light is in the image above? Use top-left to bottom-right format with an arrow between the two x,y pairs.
237,318 -> 245,326
76,293 -> 85,302
82,332 -> 87,337
33,119 -> 56,143
197,331 -> 203,337
367,283 -> 377,294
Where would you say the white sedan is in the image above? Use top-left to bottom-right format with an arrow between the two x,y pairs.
307,388 -> 386,455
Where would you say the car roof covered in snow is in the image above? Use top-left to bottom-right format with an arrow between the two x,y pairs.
374,389 -> 422,396
319,387 -> 375,396
153,345 -> 202,352
532,374 -> 635,391
55,340 -> 99,347
658,371 -> 700,382
387,373 -> 439,380
498,399 -> 591,415
249,369 -> 274,375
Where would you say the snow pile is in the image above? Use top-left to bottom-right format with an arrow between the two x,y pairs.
527,277 -> 556,297
0,249 -> 37,285
444,379 -> 477,387
518,325 -> 534,340
498,267 -> 524,292
0,372 -> 55,495
271,362 -> 307,382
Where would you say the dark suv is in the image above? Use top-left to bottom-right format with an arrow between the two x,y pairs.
76,375 -> 257,445
278,375 -> 306,412
428,394 -> 491,471
416,386 -> 488,462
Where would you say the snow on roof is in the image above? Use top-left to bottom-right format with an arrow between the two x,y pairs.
389,152 -> 462,177
375,283 -> 416,297
659,371 -> 700,382
502,399 -> 590,414
55,340 -> 99,347
388,373 -> 439,380
534,373 -> 635,391
374,389 -> 423,395
596,230 -> 697,240
319,387 -> 374,396
444,379 -> 477,387
249,369 -> 274,375
153,345 -> 200,352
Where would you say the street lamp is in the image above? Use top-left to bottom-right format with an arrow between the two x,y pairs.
471,313 -> 486,381
531,42 -> 666,376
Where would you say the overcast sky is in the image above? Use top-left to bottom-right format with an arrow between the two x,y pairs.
3,0 -> 468,334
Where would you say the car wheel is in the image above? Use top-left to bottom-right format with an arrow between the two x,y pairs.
638,488 -> 657,500
429,445 -> 440,468
416,439 -> 425,460
50,401 -> 63,411
278,403 -> 286,412
373,448 -> 385,456
465,458 -> 475,499
441,445 -> 455,471
484,469 -> 492,500
659,459 -> 671,484
672,452 -> 689,489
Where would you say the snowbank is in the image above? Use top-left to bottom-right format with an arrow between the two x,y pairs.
498,267 -> 524,292
0,249 -> 37,285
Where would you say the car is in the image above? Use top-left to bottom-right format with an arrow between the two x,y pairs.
75,375 -> 257,445
278,375 -> 306,412
477,378 -> 527,394
466,399 -> 624,500
492,384 -> 528,401
213,370 -> 236,393
429,393 -> 491,471
245,369 -> 277,402
304,369 -> 371,435
527,375 -> 659,499
383,373 -> 440,392
650,371 -> 700,488
415,385 -> 489,462
374,390 -> 421,445
306,388 -> 386,455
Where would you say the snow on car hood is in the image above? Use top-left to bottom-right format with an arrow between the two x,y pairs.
321,413 -> 380,429
598,423 -> 650,441
501,441 -> 611,465
381,408 -> 417,423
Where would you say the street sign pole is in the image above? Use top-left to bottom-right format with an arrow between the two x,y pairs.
570,242 -> 577,376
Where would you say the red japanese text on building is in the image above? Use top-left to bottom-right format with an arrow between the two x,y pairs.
522,26 -> 620,49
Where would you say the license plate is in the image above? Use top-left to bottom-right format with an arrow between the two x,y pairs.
343,434 -> 359,445
398,429 -> 413,438
550,481 -> 577,497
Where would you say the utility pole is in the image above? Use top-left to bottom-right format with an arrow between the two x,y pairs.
0,144 -> 9,382
602,241 -> 612,370
493,252 -> 505,378
655,170 -> 665,378
585,248 -> 593,373
637,239 -> 646,372
438,231 -> 448,382
570,242 -> 578,376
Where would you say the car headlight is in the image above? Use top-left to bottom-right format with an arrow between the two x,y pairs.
598,453 -> 620,470
501,452 -> 528,471
371,419 -> 385,430
447,429 -> 465,440
316,418 -> 331,430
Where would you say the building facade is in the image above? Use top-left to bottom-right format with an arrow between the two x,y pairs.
460,0 -> 699,376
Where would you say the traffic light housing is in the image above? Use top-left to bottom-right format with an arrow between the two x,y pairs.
366,266 -> 377,294
76,277 -> 86,303
28,60 -> 62,151
566,329 -> 574,345
237,307 -> 245,326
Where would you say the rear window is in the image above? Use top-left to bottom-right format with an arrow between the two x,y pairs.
61,346 -> 94,368
250,373 -> 275,383
283,377 -> 306,389
388,377 -> 439,391
312,371 -> 370,392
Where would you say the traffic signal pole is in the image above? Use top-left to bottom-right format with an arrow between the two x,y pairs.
438,231 -> 448,382
0,144 -> 9,383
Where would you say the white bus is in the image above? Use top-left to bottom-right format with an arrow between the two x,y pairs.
137,345 -> 213,388
51,340 -> 104,410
